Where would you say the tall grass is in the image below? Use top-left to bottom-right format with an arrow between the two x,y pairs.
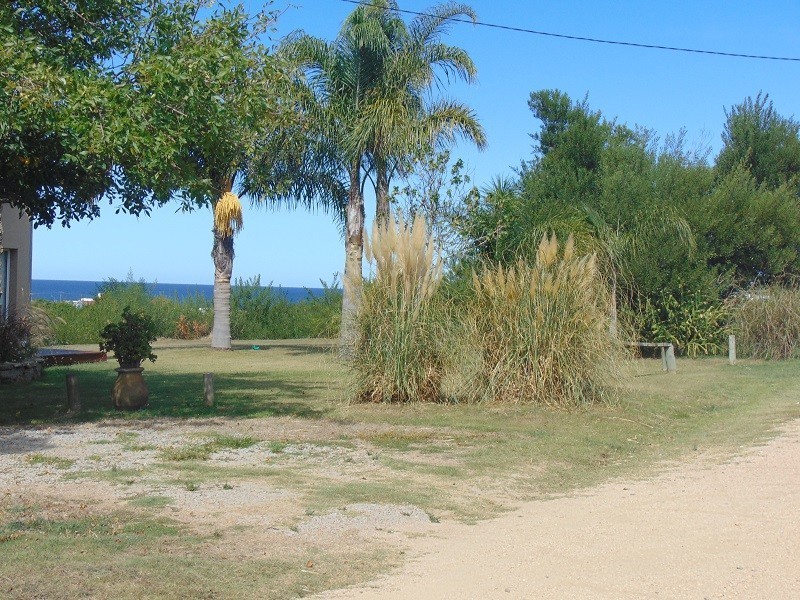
729,285 -> 800,359
465,234 -> 624,407
352,213 -> 446,403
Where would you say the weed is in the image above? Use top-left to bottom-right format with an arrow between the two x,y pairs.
361,429 -> 436,450
212,434 -> 257,450
160,445 -> 214,462
159,434 -> 257,462
268,441 -> 287,454
127,495 -> 173,509
124,443 -> 158,452
25,454 -> 75,470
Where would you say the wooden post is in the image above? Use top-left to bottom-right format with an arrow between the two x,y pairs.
66,373 -> 81,414
665,344 -> 677,373
728,334 -> 737,365
203,373 -> 214,407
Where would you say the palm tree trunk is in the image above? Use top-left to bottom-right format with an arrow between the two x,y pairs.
340,161 -> 365,358
375,156 -> 390,225
211,178 -> 235,350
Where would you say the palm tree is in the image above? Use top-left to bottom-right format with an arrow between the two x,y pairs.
361,2 -> 487,223
283,0 -> 485,355
128,5 -> 344,350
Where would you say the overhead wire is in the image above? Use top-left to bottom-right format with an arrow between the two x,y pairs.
339,0 -> 800,62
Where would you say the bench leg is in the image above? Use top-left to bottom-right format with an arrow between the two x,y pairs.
665,344 -> 677,373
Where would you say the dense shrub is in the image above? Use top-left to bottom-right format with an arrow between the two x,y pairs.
728,285 -> 800,359
230,276 -> 341,339
636,289 -> 729,357
465,234 -> 623,407
289,279 -> 342,339
0,312 -> 35,362
37,278 -> 169,345
352,214 -> 446,403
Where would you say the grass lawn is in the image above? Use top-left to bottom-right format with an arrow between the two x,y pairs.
1,338 -> 799,598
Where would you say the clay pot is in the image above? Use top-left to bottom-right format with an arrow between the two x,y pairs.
112,367 -> 149,410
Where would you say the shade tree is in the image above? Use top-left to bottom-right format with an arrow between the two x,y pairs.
0,0 -> 163,248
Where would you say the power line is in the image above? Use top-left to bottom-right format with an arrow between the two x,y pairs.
339,0 -> 800,62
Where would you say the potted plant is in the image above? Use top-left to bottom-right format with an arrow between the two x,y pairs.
99,306 -> 158,410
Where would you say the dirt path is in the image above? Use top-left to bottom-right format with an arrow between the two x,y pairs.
317,420 -> 800,599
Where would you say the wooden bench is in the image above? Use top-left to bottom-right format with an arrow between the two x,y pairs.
625,341 -> 676,373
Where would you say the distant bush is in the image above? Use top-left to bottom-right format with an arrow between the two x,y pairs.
728,285 -> 800,360
352,214 -> 447,403
230,275 -> 341,340
36,277 -> 167,345
464,234 -> 623,407
37,275 -> 340,345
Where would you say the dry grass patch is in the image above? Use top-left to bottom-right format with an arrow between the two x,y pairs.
729,285 -> 800,359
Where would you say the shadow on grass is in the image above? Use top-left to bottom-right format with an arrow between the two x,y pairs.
230,342 -> 336,356
0,369 -> 332,427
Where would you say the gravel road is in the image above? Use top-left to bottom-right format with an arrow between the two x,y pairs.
316,420 -> 800,599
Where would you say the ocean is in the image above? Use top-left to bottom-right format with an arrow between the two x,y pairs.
31,279 -> 330,304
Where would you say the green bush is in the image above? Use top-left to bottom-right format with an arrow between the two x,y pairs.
230,276 -> 292,339
230,276 -> 341,339
291,279 -> 342,339
37,275 -> 340,345
728,285 -> 800,359
352,214 -> 447,403
36,277 -> 172,345
99,306 -> 158,367
636,289 -> 728,357
0,312 -> 35,362
464,234 -> 623,407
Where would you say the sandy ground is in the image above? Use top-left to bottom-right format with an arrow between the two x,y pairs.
316,419 -> 800,600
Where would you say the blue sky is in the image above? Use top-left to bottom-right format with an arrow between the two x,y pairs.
33,0 -> 800,286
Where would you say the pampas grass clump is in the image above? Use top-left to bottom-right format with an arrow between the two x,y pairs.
466,234 -> 623,407
352,213 -> 446,403
729,285 -> 800,360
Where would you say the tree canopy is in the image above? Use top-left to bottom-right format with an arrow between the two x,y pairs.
717,93 -> 800,191
0,0 -> 155,228
453,89 -> 800,351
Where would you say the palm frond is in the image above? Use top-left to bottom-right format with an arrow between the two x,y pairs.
409,2 -> 477,47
